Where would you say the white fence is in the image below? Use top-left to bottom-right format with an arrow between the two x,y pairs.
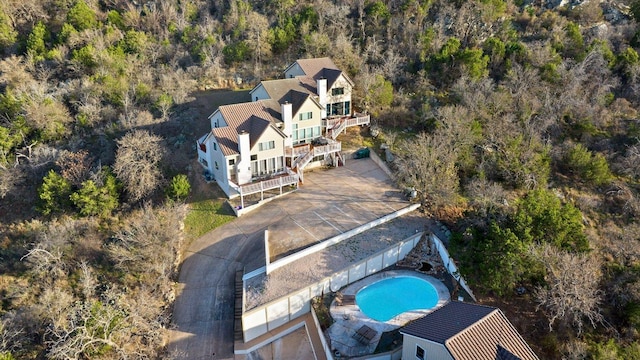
311,307 -> 334,360
429,233 -> 477,302
241,231 -> 424,342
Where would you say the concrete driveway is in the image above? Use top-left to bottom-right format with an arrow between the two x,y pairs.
168,158 -> 408,359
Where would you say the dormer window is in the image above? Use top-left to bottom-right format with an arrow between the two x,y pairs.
332,87 -> 344,96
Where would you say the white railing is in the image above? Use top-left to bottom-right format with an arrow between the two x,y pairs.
285,144 -> 310,157
330,119 -> 348,139
324,114 -> 371,129
313,142 -> 341,156
239,174 -> 299,196
293,150 -> 315,170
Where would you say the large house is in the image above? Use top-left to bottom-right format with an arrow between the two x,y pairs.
196,58 -> 369,206
401,301 -> 539,360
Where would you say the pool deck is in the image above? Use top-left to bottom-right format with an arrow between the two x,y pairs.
327,270 -> 450,358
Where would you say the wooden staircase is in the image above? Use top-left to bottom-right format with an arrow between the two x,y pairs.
234,270 -> 243,342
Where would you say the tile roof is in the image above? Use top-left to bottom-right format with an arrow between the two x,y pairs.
290,57 -> 353,88
294,57 -> 339,78
258,77 -> 322,115
211,101 -> 283,156
401,302 -> 538,360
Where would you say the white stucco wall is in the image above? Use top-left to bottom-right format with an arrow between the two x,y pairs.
401,334 -> 454,360
209,110 -> 226,129
327,76 -> 352,109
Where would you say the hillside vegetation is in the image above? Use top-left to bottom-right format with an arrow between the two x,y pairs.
0,0 -> 639,358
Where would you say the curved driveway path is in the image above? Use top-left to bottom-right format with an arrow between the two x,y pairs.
168,204 -> 287,360
168,159 -> 407,359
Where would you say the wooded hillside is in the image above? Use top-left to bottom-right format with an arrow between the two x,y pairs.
0,0 -> 639,358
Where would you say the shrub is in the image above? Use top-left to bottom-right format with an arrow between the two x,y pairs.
38,170 -> 72,215
513,189 -> 589,252
70,171 -> 119,217
167,174 -> 191,201
564,143 -> 612,186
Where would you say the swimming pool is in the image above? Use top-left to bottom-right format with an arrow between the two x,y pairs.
356,276 -> 439,321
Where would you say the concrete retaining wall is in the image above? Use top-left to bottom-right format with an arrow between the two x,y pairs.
368,147 -> 394,179
242,232 -> 425,342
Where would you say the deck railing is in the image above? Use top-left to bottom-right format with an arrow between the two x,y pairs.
237,173 -> 299,197
323,113 -> 370,129
284,144 -> 310,157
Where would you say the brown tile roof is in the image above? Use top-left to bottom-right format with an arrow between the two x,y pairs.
401,302 -> 538,360
258,78 -> 322,115
289,57 -> 354,89
211,101 -> 283,156
294,57 -> 339,79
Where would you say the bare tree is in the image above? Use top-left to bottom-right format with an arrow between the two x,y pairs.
530,244 -> 604,335
113,130 -> 164,203
394,132 -> 459,212
56,150 -> 92,187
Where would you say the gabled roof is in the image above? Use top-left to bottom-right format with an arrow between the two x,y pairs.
285,57 -> 354,89
255,77 -> 322,115
210,101 -> 284,156
401,302 -> 538,360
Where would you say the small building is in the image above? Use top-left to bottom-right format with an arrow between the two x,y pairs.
197,58 -> 370,206
400,301 -> 539,360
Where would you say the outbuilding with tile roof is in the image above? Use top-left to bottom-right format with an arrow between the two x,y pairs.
400,301 -> 539,360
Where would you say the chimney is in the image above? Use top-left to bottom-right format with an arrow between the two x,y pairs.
281,101 -> 293,148
237,130 -> 252,184
317,77 -> 327,108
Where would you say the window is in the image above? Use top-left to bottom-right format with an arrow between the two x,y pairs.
228,159 -> 235,165
293,126 -> 321,145
299,111 -> 313,121
213,143 -> 217,151
215,161 -> 219,170
332,87 -> 344,96
258,140 -> 275,151
250,155 -> 257,161
345,101 -> 351,115
415,345 -> 425,360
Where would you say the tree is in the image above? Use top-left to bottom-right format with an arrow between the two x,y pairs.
531,244 -> 603,334
167,174 -> 190,201
113,130 -> 164,202
66,0 -> 98,31
38,170 -> 72,215
454,221 -> 531,296
513,189 -> 589,252
394,132 -> 459,212
70,171 -> 119,217
26,22 -> 48,61
564,143 -> 612,186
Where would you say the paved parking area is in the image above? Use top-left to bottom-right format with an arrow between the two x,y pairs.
268,159 -> 408,260
169,158 -> 412,360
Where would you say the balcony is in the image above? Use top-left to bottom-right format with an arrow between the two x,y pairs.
322,113 -> 371,129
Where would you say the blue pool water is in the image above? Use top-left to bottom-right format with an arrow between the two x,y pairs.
356,276 -> 439,322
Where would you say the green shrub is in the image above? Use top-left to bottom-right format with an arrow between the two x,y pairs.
70,170 -> 119,217
67,0 -> 98,31
565,143 -> 612,186
513,188 -> 589,252
38,170 -> 72,215
222,40 -> 251,65
167,174 -> 191,201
